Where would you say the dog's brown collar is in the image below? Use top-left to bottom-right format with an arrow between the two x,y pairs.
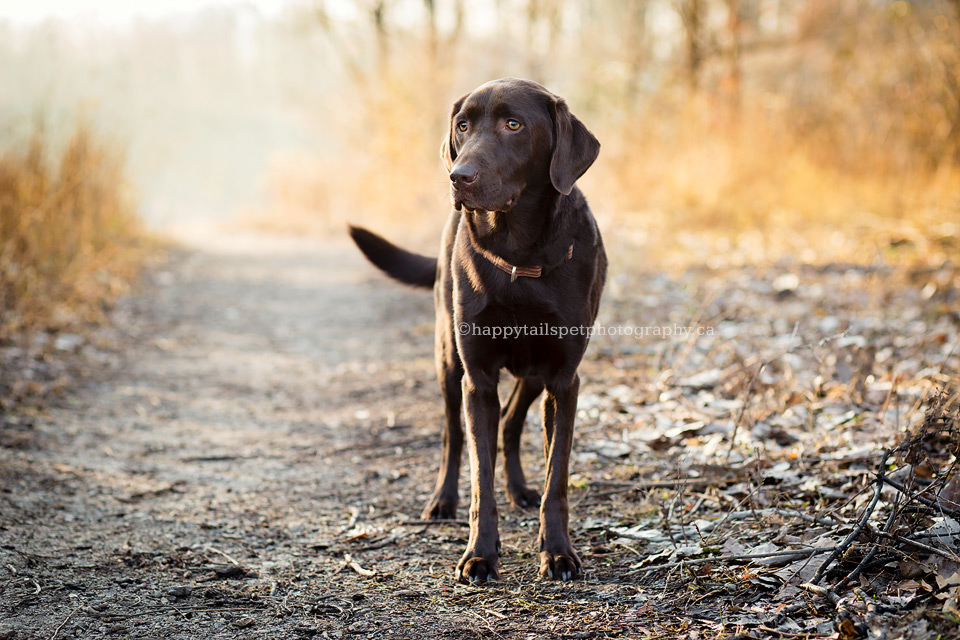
483,243 -> 574,282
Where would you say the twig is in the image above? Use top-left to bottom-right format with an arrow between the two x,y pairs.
811,444 -> 897,585
178,607 -> 270,614
793,451 -> 885,466
667,474 -> 689,546
353,536 -> 401,552
466,610 -> 506,639
904,334 -> 960,424
395,517 -> 469,528
612,540 -> 644,556
50,604 -> 82,640
878,531 -> 960,563
878,375 -> 899,425
881,476 -> 960,519
776,508 -> 839,527
727,360 -> 766,462
799,582 -> 840,607
757,624 -> 833,638
665,288 -> 721,380
576,476 -> 747,506
726,323 -> 801,462
634,476 -> 747,490
204,546 -> 241,566
685,547 -> 835,564
636,546 -> 837,574
343,553 -> 376,577
352,525 -> 429,552
832,493 -> 899,591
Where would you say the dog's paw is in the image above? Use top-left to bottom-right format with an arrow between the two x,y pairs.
457,552 -> 500,585
539,549 -> 582,582
421,491 -> 458,520
506,483 -> 541,509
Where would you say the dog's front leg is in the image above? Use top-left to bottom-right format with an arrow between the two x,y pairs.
422,354 -> 464,520
456,373 -> 501,583
538,373 -> 582,581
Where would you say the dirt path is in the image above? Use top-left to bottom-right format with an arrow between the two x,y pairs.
2,232 -> 958,639
0,233 -> 469,638
2,233 -> 654,639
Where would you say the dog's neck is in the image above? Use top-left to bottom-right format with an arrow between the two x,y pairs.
465,185 -> 563,261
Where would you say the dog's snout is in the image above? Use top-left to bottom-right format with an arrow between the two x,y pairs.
450,164 -> 479,187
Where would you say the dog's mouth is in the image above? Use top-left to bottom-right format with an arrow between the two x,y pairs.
453,192 -> 521,214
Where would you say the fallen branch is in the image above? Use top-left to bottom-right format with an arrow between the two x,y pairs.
877,531 -> 960,563
832,493 -> 899,591
576,476 -> 748,506
881,476 -> 960,519
757,623 -> 833,638
799,582 -> 840,606
811,439 -> 906,586
635,546 -> 837,574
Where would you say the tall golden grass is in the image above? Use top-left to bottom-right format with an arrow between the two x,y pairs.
597,1 -> 960,267
0,122 -> 145,336
599,95 -> 960,268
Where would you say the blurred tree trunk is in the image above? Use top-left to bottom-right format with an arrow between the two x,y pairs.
423,0 -> 464,134
677,0 -> 704,93
724,0 -> 742,116
372,0 -> 389,77
424,0 -> 466,66
624,0 -> 649,107
424,0 -> 438,71
449,0 -> 464,47
526,0 -> 563,83
310,0 -> 364,83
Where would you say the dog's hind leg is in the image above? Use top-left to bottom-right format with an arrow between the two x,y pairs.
500,376 -> 543,508
538,373 -> 582,581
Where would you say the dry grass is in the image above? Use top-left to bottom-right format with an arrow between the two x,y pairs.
0,122 -> 147,337
596,96 -> 960,269
595,1 -> 960,268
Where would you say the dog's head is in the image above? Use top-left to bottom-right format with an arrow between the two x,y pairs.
441,78 -> 600,214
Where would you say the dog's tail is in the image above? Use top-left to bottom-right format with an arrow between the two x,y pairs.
348,225 -> 437,289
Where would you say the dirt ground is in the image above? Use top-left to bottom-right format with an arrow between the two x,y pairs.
2,230 -> 959,639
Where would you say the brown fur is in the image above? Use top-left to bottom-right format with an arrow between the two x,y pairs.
350,78 -> 605,583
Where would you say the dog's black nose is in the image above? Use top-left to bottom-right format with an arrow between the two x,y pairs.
450,164 -> 478,187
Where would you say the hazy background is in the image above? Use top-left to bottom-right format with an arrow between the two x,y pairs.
2,0 -> 958,263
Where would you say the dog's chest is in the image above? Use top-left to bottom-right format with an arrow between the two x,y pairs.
469,304 -> 585,377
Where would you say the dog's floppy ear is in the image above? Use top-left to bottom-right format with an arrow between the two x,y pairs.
549,98 -> 601,195
440,93 -> 469,172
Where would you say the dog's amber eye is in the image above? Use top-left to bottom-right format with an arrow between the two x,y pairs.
457,121 -> 468,132
506,119 -> 521,131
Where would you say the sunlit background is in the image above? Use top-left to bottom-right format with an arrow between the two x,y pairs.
1,0 -> 959,329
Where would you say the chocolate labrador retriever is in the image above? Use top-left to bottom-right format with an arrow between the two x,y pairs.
349,78 -> 605,583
